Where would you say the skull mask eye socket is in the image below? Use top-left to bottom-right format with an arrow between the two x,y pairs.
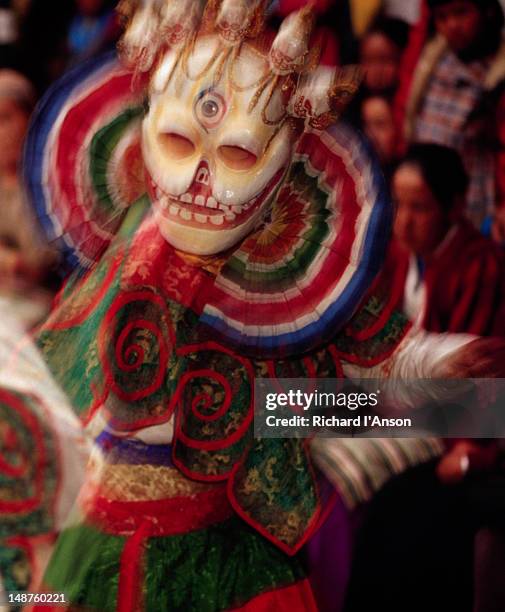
218,145 -> 257,170
194,89 -> 227,130
158,132 -> 196,159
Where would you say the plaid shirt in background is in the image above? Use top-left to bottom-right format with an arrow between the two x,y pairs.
414,50 -> 495,228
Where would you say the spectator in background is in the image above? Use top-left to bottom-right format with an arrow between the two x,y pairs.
346,143 -> 505,612
67,0 -> 119,66
0,0 -> 18,67
403,0 -> 505,229
346,16 -> 408,131
0,70 -> 57,326
360,16 -> 409,95
16,0 -> 119,94
360,93 -> 400,177
384,143 -> 505,336
16,0 -> 74,93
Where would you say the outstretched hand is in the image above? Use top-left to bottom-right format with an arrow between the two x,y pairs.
436,440 -> 498,485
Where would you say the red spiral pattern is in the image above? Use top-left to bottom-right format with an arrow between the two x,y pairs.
98,290 -> 174,415
0,390 -> 50,515
173,342 -> 255,453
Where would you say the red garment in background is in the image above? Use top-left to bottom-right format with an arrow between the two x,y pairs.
393,0 -> 430,155
383,221 -> 505,336
277,0 -> 333,15
496,89 -> 505,210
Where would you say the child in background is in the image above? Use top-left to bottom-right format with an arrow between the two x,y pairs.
404,0 -> 505,228
360,92 -> 399,177
360,16 -> 410,95
346,16 -> 408,134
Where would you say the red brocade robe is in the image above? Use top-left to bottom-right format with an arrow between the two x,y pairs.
35,211 -> 413,557
382,222 -> 505,337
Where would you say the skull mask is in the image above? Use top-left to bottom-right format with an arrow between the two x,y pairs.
142,35 -> 295,256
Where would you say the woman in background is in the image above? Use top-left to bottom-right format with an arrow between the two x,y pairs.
345,142 -> 505,612
386,142 -> 505,336
360,92 -> 400,178
360,15 -> 409,95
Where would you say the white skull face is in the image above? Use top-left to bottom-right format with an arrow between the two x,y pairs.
142,35 -> 295,255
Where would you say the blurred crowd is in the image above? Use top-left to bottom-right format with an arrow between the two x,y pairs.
0,0 -> 504,610
0,0 -> 119,327
278,0 -> 505,343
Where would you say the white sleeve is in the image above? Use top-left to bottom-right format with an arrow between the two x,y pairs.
342,327 -> 475,379
341,327 -> 477,408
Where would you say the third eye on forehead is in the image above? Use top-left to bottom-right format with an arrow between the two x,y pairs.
194,88 -> 227,130
202,99 -> 219,118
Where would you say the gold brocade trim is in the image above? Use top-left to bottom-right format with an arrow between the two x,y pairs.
173,249 -> 228,275
97,464 -> 219,502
